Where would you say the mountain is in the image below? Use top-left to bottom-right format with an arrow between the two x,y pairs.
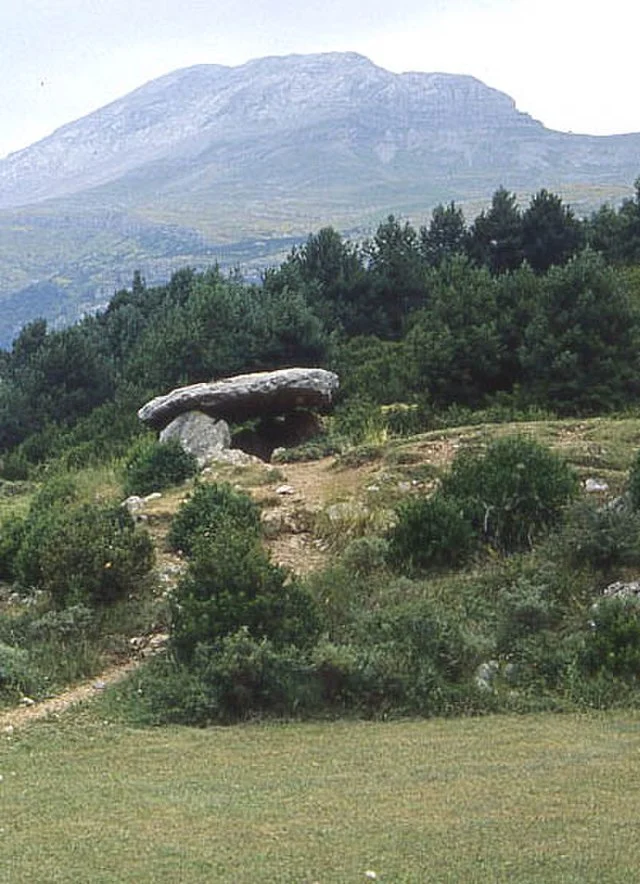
0,51 -> 638,346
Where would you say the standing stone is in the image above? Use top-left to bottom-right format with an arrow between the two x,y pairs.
159,411 -> 231,468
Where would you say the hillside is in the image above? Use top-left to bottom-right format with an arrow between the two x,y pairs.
0,51 -> 639,345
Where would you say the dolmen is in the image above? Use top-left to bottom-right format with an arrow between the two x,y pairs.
137,368 -> 339,465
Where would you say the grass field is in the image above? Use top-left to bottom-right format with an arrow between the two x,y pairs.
2,709 -> 640,883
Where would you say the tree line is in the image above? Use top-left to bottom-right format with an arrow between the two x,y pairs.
1,182 -> 640,468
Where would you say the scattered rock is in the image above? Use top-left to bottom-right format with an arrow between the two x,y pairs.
475,660 -> 500,691
122,495 -> 145,514
585,478 -> 609,493
261,507 -> 315,538
602,580 -> 640,600
138,367 -> 339,429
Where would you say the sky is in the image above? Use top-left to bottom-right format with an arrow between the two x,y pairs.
1,0 -> 639,159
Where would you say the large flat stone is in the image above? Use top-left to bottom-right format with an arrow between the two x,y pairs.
138,368 -> 339,429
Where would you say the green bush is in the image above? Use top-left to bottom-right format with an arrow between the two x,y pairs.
0,641 -> 41,700
340,536 -> 389,577
167,482 -> 261,555
0,448 -> 30,481
170,528 -> 322,663
123,437 -> 198,496
0,514 -> 26,582
582,596 -> 640,680
556,501 -> 640,573
627,451 -> 640,511
387,494 -> 476,574
495,579 -> 558,653
14,501 -> 154,607
442,436 -> 577,553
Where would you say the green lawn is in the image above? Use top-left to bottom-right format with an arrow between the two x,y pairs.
2,710 -> 640,882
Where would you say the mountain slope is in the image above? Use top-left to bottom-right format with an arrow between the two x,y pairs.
0,51 -> 638,346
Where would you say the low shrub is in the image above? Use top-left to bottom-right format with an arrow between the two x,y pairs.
0,641 -> 41,700
442,436 -> 578,553
167,482 -> 261,555
0,449 -> 30,481
387,494 -> 476,574
582,596 -> 640,680
0,514 -> 26,581
14,501 -> 154,607
627,450 -> 640,511
555,500 -> 640,574
123,437 -> 198,496
271,436 -> 341,464
340,536 -> 389,577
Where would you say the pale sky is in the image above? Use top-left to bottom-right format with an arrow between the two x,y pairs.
1,0 -> 638,159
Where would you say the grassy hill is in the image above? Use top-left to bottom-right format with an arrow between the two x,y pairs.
2,415 -> 640,879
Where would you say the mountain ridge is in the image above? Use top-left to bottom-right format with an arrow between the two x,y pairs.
0,50 -> 638,347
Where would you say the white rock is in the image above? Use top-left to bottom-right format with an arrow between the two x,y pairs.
585,478 -> 609,493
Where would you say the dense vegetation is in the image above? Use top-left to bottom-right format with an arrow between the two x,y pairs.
2,181 -> 640,721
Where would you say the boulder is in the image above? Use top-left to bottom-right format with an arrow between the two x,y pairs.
159,411 -> 231,468
137,368 -> 339,429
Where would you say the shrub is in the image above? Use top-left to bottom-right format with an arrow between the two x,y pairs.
0,641 -> 41,700
496,576 -> 556,638
0,514 -> 26,582
582,596 -> 640,680
387,494 -> 476,573
123,437 -> 198,496
442,436 -> 577,553
0,449 -> 30,481
167,482 -> 261,555
170,528 -> 322,663
627,450 -> 640,511
556,500 -> 640,574
340,536 -> 389,577
14,502 -> 154,607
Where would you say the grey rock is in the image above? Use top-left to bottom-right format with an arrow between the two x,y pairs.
261,507 -> 315,538
159,410 -> 231,467
138,368 -> 339,429
475,660 -> 500,691
122,495 -> 145,514
212,448 -> 262,467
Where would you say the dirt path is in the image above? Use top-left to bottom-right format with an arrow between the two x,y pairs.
0,658 -> 140,732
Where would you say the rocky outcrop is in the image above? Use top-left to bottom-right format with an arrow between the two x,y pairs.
138,368 -> 339,429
